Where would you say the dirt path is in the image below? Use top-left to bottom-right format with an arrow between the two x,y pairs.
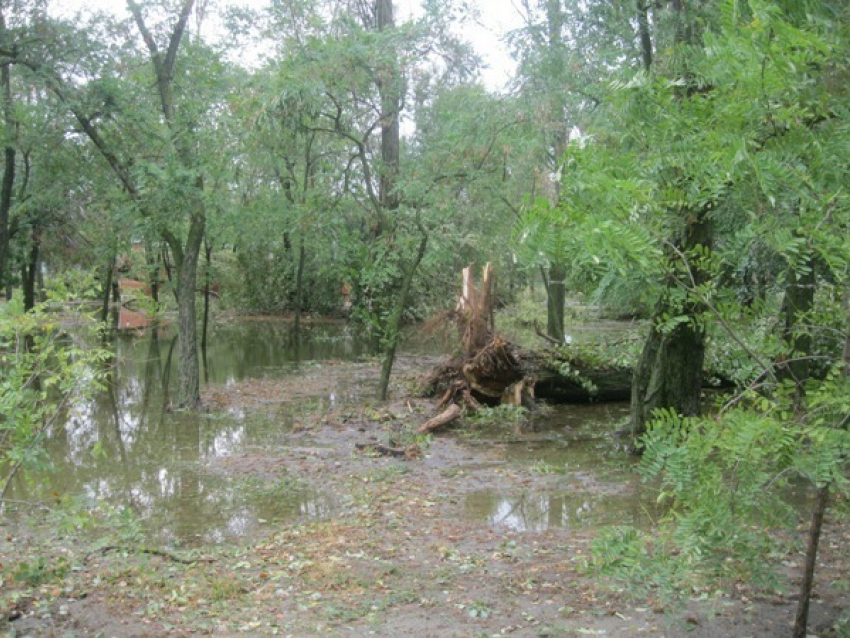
2,364 -> 848,637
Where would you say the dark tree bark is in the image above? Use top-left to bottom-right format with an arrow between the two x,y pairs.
793,484 -> 830,638
129,0 -> 204,408
636,0 -> 653,72
293,238 -> 306,338
546,263 -> 567,343
793,291 -> 850,638
171,211 -> 204,408
145,237 -> 161,303
101,255 -> 116,324
543,0 -> 568,343
375,0 -> 399,225
21,224 -> 39,312
779,252 -> 815,405
630,210 -> 712,444
201,237 -> 212,355
630,302 -> 706,441
628,0 -> 713,447
0,53 -> 16,292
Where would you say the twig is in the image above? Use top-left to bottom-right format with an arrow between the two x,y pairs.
84,545 -> 215,564
534,323 -> 563,345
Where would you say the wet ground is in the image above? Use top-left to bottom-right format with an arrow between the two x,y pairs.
1,319 -> 848,636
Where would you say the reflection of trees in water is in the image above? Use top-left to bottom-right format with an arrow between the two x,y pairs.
467,486 -> 650,532
471,492 -> 579,532
19,331 -> 337,543
17,324 -> 400,542
201,322 -> 372,382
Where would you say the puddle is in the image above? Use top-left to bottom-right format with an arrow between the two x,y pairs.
459,402 -> 662,532
464,488 -> 650,532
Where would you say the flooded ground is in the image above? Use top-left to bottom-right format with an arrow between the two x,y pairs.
6,319 -> 646,544
2,318 -> 847,637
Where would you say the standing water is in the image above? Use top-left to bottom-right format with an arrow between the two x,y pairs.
7,320 -> 648,543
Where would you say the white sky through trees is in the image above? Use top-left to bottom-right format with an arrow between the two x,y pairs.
51,0 -> 521,91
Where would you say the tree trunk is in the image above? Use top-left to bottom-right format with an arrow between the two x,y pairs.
129,0 -> 203,408
459,263 -> 495,359
630,210 -> 712,446
780,254 -> 815,405
378,231 -> 428,401
201,237 -> 212,354
145,237 -> 161,303
793,484 -> 830,638
101,255 -> 116,324
794,290 -> 850,637
175,215 -> 204,409
293,239 -> 305,337
630,308 -> 705,442
22,229 -> 39,312
543,0 -> 568,345
376,0 -> 399,224
636,0 -> 653,72
0,59 -> 15,292
546,263 -> 567,343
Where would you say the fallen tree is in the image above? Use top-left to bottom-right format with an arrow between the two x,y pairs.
415,264 -> 634,433
420,341 -> 633,405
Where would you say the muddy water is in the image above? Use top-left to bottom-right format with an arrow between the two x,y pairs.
462,403 -> 656,532
8,322 -> 374,543
8,320 -> 643,542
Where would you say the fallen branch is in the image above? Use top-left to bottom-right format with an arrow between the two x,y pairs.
85,545 -> 215,564
417,403 -> 463,433
355,442 -> 419,458
534,323 -> 563,346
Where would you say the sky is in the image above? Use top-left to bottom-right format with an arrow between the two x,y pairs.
51,0 -> 524,91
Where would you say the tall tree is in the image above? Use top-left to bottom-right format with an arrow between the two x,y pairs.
626,0 -> 715,445
126,0 -> 206,408
0,1 -> 20,296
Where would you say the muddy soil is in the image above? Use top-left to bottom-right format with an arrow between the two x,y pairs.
2,358 -> 848,637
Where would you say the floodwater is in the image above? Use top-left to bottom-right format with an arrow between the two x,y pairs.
7,320 -> 645,542
462,402 -> 652,532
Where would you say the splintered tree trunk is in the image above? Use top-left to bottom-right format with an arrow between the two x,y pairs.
458,262 -> 495,359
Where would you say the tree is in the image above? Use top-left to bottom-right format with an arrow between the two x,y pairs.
9,0 -> 215,407
561,3 -> 848,633
259,0 -> 483,400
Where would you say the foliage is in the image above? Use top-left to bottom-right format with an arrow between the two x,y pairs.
567,2 -> 850,620
589,359 -> 849,596
0,294 -> 109,499
464,404 -> 529,431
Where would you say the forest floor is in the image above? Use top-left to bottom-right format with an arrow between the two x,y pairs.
2,356 -> 849,637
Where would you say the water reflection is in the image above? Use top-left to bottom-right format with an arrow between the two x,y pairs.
8,322 -> 376,544
465,488 -> 652,532
7,320 -> 643,543
461,403 -> 659,532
